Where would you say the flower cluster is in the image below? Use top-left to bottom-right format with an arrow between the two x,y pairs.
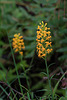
36,21 -> 53,58
12,33 -> 25,55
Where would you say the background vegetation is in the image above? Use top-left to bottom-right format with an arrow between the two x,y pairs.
0,0 -> 67,100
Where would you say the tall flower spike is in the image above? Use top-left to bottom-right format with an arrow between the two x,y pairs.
12,33 -> 25,55
36,21 -> 53,58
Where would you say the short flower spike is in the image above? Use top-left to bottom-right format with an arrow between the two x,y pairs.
12,33 -> 25,55
36,21 -> 53,58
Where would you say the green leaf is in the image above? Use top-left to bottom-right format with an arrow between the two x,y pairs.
53,71 -> 67,98
27,92 -> 30,100
31,92 -> 34,99
50,74 -> 55,80
48,63 -> 55,68
40,72 -> 47,76
36,89 -> 49,92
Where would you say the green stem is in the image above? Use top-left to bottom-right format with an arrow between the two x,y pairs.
53,71 -> 67,98
7,33 -> 25,100
12,55 -> 24,98
45,56 -> 53,100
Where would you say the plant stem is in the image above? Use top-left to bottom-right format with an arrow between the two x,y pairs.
45,56 -> 53,100
7,33 -> 25,100
12,55 -> 25,99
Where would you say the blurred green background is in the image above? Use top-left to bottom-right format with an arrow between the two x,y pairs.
0,0 -> 67,99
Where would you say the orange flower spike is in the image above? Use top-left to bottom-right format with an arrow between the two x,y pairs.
36,21 -> 53,58
12,33 -> 25,55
